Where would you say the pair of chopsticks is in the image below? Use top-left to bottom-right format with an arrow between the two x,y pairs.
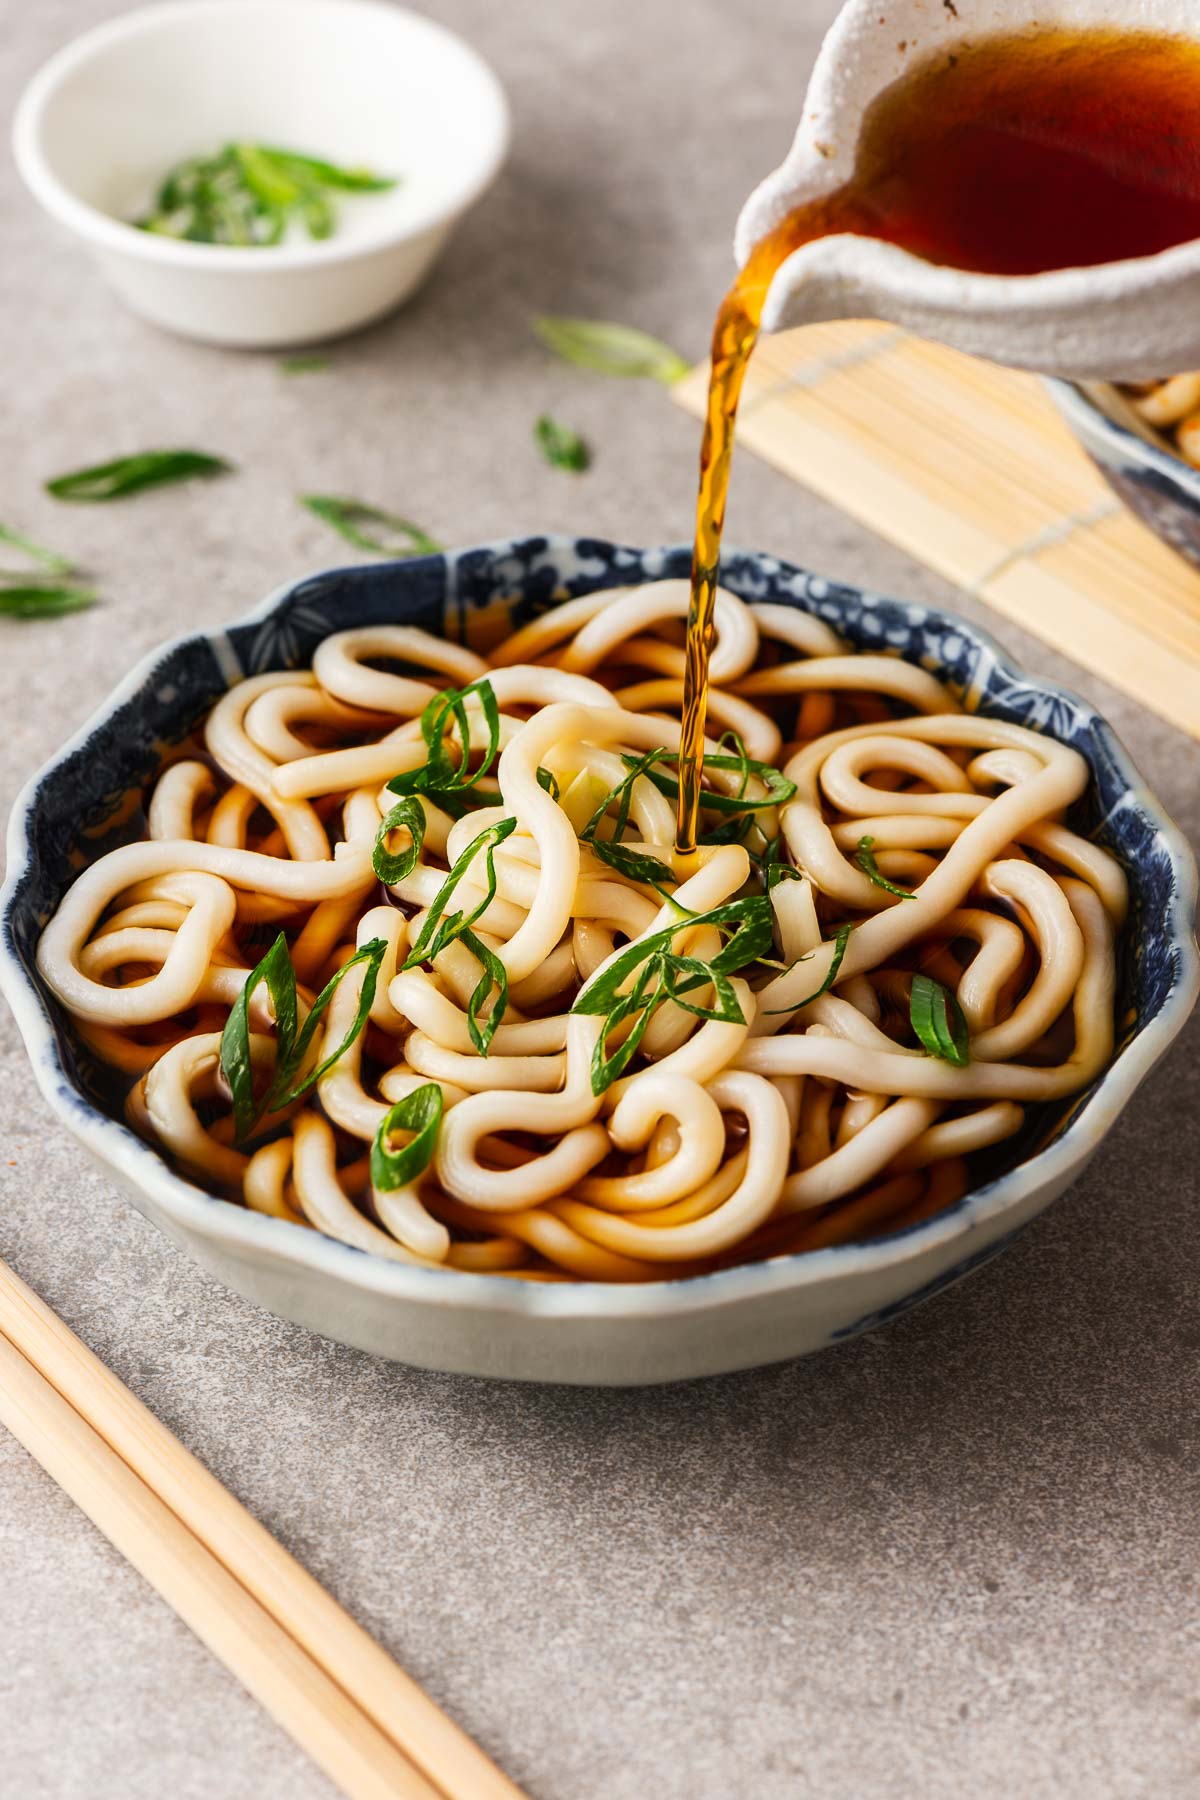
0,1257 -> 525,1800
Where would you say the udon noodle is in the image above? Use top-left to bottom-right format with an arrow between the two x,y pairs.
36,579 -> 1123,1282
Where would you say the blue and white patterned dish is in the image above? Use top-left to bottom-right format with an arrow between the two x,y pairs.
1048,378 -> 1200,571
2,538 -> 1197,1384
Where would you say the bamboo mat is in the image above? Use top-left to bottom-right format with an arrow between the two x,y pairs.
673,321 -> 1200,739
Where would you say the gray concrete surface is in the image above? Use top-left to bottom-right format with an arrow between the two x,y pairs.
1,2 -> 1198,1796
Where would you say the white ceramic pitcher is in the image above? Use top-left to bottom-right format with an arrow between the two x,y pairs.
736,0 -> 1200,380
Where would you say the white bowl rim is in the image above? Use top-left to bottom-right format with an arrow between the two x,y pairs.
11,0 -> 512,273
2,538 -> 1197,1327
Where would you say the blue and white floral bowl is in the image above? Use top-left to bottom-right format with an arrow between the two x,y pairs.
2,538 -> 1197,1385
1048,379 -> 1200,571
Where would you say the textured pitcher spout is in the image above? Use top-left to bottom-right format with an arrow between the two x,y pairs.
735,0 -> 1200,381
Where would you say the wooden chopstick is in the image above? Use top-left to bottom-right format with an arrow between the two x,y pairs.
0,1260 -> 524,1800
0,1328 -> 435,1799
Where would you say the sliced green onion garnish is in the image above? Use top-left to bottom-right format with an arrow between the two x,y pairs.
763,923 -> 853,1014
855,834 -> 915,899
535,415 -> 590,472
47,451 -> 232,502
219,933 -> 386,1142
371,1084 -> 444,1192
909,973 -> 971,1067
533,317 -> 690,384
387,679 -> 500,818
372,797 -> 426,885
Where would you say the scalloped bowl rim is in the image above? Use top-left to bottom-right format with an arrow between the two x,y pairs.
2,539 -> 1197,1329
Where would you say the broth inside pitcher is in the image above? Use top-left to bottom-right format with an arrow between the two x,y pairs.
675,27 -> 1200,852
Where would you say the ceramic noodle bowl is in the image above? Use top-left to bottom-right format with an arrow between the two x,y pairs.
738,0 -> 1200,380
1,540 -> 1196,1385
1048,378 -> 1200,573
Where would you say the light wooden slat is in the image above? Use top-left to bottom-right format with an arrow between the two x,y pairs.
865,351 -> 1105,514
803,364 -> 1073,543
729,389 -> 1010,587
980,560 -> 1200,738
0,1260 -> 526,1800
672,322 -> 1200,739
1058,515 -> 1200,659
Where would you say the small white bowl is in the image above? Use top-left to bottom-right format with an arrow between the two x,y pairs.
12,0 -> 510,347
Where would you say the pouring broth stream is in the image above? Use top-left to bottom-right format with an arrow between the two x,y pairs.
676,27 -> 1200,851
